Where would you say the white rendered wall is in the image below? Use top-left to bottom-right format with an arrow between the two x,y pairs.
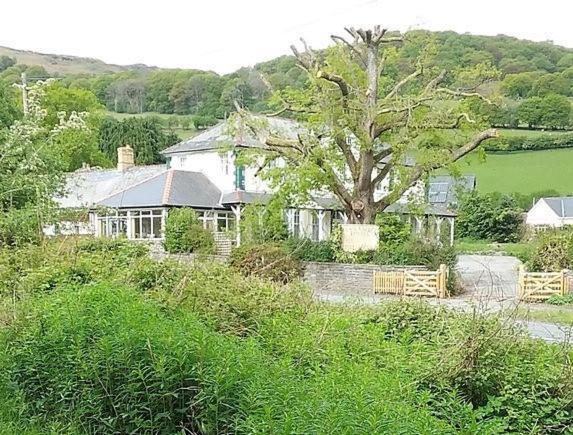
526,200 -> 563,227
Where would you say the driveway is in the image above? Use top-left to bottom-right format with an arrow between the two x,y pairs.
456,254 -> 522,300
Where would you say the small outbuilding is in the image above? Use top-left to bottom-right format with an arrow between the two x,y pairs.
526,197 -> 573,229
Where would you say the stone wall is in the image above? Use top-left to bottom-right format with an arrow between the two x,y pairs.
303,261 -> 426,297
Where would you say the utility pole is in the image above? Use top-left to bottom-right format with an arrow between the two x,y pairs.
21,72 -> 28,116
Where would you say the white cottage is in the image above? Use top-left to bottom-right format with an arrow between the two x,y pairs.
526,197 -> 573,229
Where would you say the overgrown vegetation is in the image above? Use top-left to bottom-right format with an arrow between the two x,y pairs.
0,239 -> 572,433
163,208 -> 214,254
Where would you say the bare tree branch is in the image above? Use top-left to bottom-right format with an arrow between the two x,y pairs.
374,128 -> 499,209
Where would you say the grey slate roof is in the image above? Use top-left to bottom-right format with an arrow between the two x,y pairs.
56,165 -> 167,208
428,175 -> 476,206
542,197 -> 573,218
98,170 -> 223,209
385,203 -> 457,217
221,190 -> 342,210
161,116 -> 300,155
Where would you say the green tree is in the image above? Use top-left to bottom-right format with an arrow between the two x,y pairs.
0,55 -> 16,72
501,72 -> 540,98
456,192 -> 523,242
0,82 -> 19,129
98,116 -> 179,165
532,73 -> 571,97
41,83 -> 104,128
540,94 -> 571,129
517,96 -> 544,128
237,27 -> 499,224
0,81 -> 92,211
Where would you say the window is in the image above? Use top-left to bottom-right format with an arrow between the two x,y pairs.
96,211 -> 128,238
292,210 -> 300,238
216,212 -> 235,232
311,213 -> 320,241
221,153 -> 230,175
235,165 -> 245,190
129,209 -> 163,239
179,156 -> 188,168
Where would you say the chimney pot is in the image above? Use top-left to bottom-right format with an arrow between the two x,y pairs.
117,145 -> 135,171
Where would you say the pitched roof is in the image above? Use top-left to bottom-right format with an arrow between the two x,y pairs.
385,202 -> 457,217
161,116 -> 300,155
98,170 -> 223,209
428,175 -> 476,206
56,165 -> 167,208
541,197 -> 573,218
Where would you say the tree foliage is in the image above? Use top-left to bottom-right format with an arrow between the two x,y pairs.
456,192 -> 523,242
98,116 -> 179,165
235,27 -> 500,223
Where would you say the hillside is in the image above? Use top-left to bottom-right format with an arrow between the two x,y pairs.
0,45 -> 155,75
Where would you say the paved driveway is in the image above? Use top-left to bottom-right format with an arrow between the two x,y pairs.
456,254 -> 522,300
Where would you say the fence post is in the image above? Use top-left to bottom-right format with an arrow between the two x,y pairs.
517,264 -> 525,299
561,270 -> 567,296
438,264 -> 447,298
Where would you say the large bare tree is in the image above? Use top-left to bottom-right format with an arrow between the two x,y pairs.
235,26 -> 499,224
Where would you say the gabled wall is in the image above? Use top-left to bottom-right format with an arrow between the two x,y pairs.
526,199 -> 563,227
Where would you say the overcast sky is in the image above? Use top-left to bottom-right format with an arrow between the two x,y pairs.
1,0 -> 571,74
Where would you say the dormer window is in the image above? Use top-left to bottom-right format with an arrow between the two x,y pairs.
221,153 -> 230,175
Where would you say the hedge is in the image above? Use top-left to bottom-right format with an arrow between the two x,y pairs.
485,132 -> 573,152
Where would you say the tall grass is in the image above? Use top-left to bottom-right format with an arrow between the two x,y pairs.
0,239 -> 571,433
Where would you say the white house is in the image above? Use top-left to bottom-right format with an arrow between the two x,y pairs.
526,197 -> 573,229
53,116 -> 463,246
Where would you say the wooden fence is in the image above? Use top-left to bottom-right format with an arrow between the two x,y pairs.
373,264 -> 448,298
517,265 -> 568,301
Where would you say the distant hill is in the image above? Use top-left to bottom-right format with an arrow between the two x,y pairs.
0,46 -> 156,75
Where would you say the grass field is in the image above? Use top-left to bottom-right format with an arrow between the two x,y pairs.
452,148 -> 573,195
499,128 -> 572,137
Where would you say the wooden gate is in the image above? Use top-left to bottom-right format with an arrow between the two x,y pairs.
517,265 -> 567,301
373,265 -> 448,298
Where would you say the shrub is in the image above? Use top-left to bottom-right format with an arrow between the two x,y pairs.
485,132 -> 573,152
164,208 -> 214,254
546,293 -> 573,305
0,208 -> 42,247
527,230 -> 573,271
239,200 -> 288,245
456,192 -> 523,242
283,237 -> 336,262
376,214 -> 411,245
230,243 -> 303,284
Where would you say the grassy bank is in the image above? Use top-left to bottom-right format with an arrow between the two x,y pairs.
0,239 -> 572,433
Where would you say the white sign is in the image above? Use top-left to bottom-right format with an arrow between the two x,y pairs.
341,224 -> 379,252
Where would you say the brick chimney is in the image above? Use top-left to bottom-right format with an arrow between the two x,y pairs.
117,145 -> 134,171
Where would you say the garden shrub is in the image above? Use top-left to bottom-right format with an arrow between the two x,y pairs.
527,230 -> 573,271
239,199 -> 288,245
0,208 -> 42,247
376,213 -> 411,245
546,293 -> 573,305
456,192 -> 523,242
283,237 -> 336,262
230,243 -> 303,284
164,208 -> 214,254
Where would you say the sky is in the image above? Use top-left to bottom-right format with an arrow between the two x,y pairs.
0,0 -> 571,74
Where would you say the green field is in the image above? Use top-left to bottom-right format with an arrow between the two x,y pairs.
454,148 -> 573,195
